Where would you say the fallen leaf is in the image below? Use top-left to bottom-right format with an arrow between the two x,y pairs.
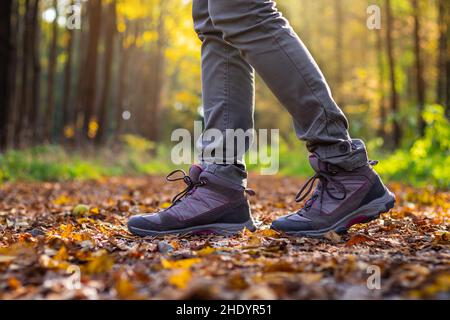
53,195 -> 72,206
115,275 -> 139,299
246,235 -> 263,247
196,246 -> 216,256
169,269 -> 192,289
324,231 -> 342,243
346,234 -> 376,247
7,277 -> 22,290
433,231 -> 450,244
256,229 -> 280,238
228,273 -> 249,290
161,258 -> 201,269
83,250 -> 114,274
53,246 -> 69,261
161,202 -> 172,209
263,260 -> 297,273
90,207 -> 100,215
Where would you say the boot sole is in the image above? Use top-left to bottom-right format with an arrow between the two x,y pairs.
128,219 -> 256,237
280,190 -> 396,238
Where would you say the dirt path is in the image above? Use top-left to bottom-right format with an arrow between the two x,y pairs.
0,176 -> 448,299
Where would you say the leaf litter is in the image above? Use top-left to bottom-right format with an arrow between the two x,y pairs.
0,176 -> 448,299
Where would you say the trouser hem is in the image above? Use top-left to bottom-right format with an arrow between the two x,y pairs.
312,139 -> 369,171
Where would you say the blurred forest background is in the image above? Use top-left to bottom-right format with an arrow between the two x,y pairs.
0,0 -> 449,187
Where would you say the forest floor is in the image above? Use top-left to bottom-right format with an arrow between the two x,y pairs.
0,175 -> 449,300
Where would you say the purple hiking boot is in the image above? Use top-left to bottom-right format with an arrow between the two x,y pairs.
128,165 -> 256,237
271,155 -> 396,237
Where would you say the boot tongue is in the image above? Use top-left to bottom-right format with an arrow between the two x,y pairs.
309,155 -> 329,173
189,164 -> 203,182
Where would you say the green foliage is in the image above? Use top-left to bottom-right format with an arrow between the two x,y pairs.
121,134 -> 156,153
0,146 -> 107,182
119,135 -> 177,174
0,135 -> 178,183
377,105 -> 450,188
277,137 -> 314,177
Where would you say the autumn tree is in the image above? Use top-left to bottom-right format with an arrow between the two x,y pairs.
28,0 -> 41,143
376,27 -> 387,141
385,0 -> 401,148
15,0 -> 33,148
115,30 -> 131,138
436,0 -> 449,115
77,0 -> 102,142
0,0 -> 14,150
44,0 -> 58,142
412,0 -> 426,135
96,0 -> 117,144
145,0 -> 168,142
61,0 -> 76,143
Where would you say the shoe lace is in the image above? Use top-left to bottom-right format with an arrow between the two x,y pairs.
166,169 -> 207,204
294,160 -> 379,213
295,171 -> 347,213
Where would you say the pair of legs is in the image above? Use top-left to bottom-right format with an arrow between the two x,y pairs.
194,0 -> 368,187
127,0 -> 395,237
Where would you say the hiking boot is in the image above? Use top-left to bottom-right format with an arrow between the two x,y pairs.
271,155 -> 395,237
128,165 -> 256,237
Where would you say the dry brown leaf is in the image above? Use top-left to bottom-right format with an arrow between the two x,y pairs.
346,234 -> 376,247
324,231 -> 342,243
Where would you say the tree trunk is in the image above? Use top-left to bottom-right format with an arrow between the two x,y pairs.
96,0 -> 116,144
146,1 -> 167,142
15,0 -> 32,148
447,2 -> 450,116
437,0 -> 450,116
116,32 -> 130,138
385,0 -> 401,148
0,0 -> 13,151
44,0 -> 58,142
412,0 -> 426,135
376,28 -> 387,141
62,0 -> 75,143
29,0 -> 41,144
80,0 -> 102,141
9,0 -> 20,149
74,2 -> 88,146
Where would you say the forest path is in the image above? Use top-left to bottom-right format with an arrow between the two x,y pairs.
0,176 -> 448,299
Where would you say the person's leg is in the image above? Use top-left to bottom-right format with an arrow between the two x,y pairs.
207,0 -> 395,236
194,0 -> 255,188
208,0 -> 366,169
127,0 -> 257,237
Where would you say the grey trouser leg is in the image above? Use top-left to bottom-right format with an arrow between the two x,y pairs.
193,0 -> 253,187
193,0 -> 368,187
